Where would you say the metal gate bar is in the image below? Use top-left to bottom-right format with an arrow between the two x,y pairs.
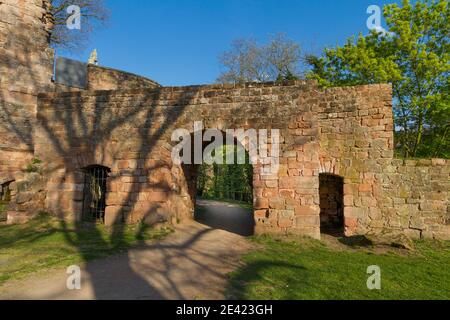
82,166 -> 109,222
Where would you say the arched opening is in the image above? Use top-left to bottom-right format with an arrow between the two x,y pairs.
180,133 -> 255,236
195,145 -> 254,236
319,173 -> 344,235
197,145 -> 253,204
0,180 -> 13,222
82,165 -> 111,222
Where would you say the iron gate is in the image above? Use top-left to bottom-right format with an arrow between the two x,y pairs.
0,181 -> 12,222
82,165 -> 110,222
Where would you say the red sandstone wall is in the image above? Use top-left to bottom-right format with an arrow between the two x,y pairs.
0,0 -> 54,174
316,84 -> 449,239
382,159 -> 450,240
32,81 -> 450,239
0,0 -> 54,221
317,84 -> 394,235
35,81 -> 323,238
1,1 -> 446,240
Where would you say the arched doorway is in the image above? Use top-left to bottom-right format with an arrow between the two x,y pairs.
195,144 -> 254,236
180,133 -> 255,236
319,173 -> 344,235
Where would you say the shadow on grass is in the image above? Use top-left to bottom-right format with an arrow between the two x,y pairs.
0,212 -> 58,249
226,260 -> 307,300
0,213 -> 171,287
338,235 -> 373,248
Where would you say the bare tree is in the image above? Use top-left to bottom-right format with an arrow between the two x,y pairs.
218,34 -> 303,84
50,0 -> 109,52
217,38 -> 269,83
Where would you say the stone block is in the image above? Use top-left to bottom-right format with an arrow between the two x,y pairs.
254,197 -> 269,209
104,206 -> 123,226
295,215 -> 319,227
294,206 -> 317,216
269,198 -> 285,209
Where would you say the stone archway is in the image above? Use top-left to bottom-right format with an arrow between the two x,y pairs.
176,129 -> 256,235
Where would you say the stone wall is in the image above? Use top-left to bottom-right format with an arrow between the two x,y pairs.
6,171 -> 47,223
314,85 -> 450,239
381,159 -> 450,240
0,0 -> 53,172
317,84 -> 395,236
0,0 -> 448,240
34,81 -> 323,237
0,0 -> 54,220
30,81 -> 449,239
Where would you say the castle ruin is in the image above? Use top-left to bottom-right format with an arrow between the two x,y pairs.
1,0 -> 449,240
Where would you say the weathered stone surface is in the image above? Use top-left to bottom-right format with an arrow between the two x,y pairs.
0,0 -> 54,181
104,206 -> 123,226
0,0 -> 449,243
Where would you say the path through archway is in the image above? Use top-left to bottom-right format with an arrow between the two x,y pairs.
182,141 -> 255,236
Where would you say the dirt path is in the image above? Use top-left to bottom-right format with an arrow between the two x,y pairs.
0,201 -> 254,300
195,199 -> 255,236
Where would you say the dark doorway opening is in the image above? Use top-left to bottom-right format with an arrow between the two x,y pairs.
0,180 -> 13,222
82,165 -> 111,222
319,174 -> 344,235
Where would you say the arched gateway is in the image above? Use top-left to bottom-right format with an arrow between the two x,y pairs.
32,81 -> 449,240
1,0 -> 449,240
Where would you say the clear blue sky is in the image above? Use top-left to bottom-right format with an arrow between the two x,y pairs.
62,0 -> 402,86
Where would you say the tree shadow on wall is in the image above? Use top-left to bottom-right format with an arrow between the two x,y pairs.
1,35 -> 312,298
0,55 -> 268,299
0,48 -> 226,298
39,86 -> 208,299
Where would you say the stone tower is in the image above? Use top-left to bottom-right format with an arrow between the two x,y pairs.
0,0 -> 54,181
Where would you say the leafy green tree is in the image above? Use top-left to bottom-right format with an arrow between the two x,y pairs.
307,0 -> 449,158
197,145 -> 253,203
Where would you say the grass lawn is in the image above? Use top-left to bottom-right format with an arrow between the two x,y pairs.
0,213 -> 171,286
227,235 -> 450,300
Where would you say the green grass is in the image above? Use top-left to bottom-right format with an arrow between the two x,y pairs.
227,235 -> 450,300
0,213 -> 171,286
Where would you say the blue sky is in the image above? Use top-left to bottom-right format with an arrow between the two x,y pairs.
62,0 -> 402,86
